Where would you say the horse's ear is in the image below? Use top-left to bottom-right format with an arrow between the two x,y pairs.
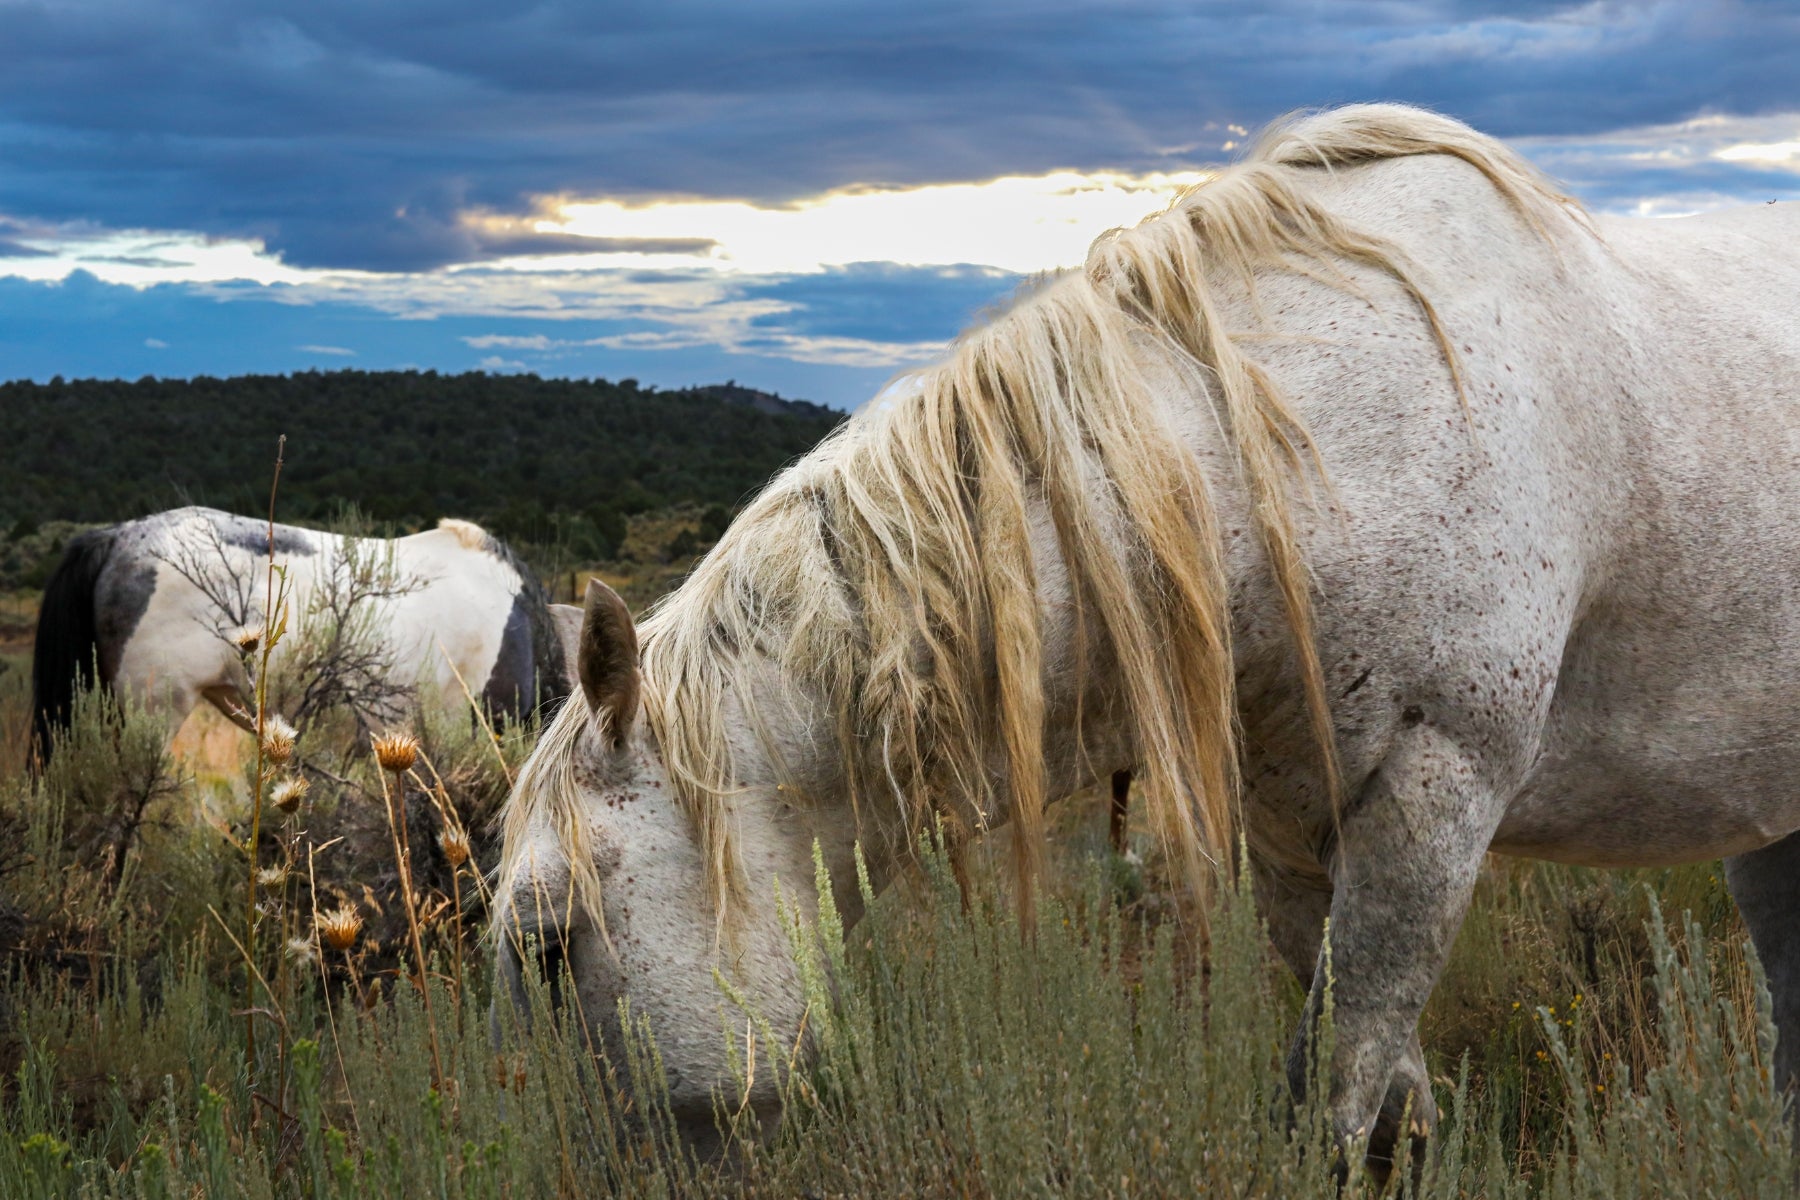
577,579 -> 639,746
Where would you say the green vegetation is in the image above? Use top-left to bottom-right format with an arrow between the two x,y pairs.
0,371 -> 843,583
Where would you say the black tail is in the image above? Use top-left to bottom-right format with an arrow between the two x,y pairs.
29,528 -> 116,767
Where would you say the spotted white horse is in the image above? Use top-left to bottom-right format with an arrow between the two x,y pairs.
494,104 -> 1800,1175
32,506 -> 575,760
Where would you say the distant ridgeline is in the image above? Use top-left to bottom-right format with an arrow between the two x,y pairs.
0,371 -> 844,563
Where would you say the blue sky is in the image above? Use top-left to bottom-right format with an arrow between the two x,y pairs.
3,1 -> 1798,408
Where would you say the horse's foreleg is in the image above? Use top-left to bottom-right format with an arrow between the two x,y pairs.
1725,830 -> 1800,1099
1254,853 -> 1435,1174
1295,727 -> 1494,1178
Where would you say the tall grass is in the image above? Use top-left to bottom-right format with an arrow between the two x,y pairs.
0,669 -> 1790,1195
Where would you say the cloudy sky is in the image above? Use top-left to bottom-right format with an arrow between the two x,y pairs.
2,1 -> 1797,408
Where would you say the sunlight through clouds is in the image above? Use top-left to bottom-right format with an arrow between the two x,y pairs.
1,167 -> 1213,293
1716,140 -> 1800,165
0,168 -> 1220,381
536,170 -> 1211,275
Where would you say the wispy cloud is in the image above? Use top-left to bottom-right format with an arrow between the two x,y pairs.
1516,111 -> 1800,215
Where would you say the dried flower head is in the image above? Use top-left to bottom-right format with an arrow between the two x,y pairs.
261,715 -> 298,765
438,826 -> 472,868
233,624 -> 264,656
255,864 -> 287,890
285,936 -> 317,967
317,904 -> 364,952
271,774 -> 311,814
372,731 -> 420,775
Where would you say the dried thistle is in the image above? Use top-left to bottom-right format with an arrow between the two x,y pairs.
233,624 -> 265,656
372,731 -> 420,775
255,864 -> 287,889
285,936 -> 317,967
261,715 -> 298,765
438,826 -> 472,868
317,904 -> 364,952
271,774 -> 311,814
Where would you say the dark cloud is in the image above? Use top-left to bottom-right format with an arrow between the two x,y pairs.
0,215 -> 54,257
0,2 -> 1797,270
468,232 -> 717,261
77,254 -> 193,267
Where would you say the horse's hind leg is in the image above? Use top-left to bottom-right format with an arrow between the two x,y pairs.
1725,830 -> 1800,1097
1108,770 -> 1131,855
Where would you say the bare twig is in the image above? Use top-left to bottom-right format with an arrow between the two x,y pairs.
245,433 -> 286,1090
308,843 -> 363,1142
298,757 -> 381,803
378,761 -> 445,1090
211,903 -> 284,1033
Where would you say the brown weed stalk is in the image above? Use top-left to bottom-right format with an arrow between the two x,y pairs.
374,730 -> 444,1090
244,433 -> 288,1090
415,749 -> 478,1006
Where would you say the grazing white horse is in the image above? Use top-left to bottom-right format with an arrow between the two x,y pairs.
32,506 -> 571,759
493,103 -> 1800,1172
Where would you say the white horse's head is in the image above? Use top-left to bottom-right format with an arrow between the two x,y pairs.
492,579 -> 833,1142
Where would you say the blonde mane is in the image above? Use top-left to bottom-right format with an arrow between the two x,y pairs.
501,104 -> 1583,931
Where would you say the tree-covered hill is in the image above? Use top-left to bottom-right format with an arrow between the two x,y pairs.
0,370 -> 844,560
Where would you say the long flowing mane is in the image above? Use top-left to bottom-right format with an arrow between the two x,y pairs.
503,104 -> 1583,928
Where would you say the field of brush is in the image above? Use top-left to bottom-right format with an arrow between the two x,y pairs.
0,608 -> 1792,1198
0,397 -> 1793,1199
